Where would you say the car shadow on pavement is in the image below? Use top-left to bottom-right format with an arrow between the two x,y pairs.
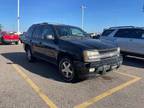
2,52 -> 65,83
123,56 -> 144,68
2,52 -> 143,83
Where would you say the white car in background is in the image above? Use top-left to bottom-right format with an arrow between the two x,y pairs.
100,26 -> 144,57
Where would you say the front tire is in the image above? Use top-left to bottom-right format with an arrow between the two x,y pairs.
59,57 -> 76,82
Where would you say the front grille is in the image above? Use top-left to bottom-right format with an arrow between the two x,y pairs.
98,48 -> 118,59
90,56 -> 120,67
99,48 -> 117,54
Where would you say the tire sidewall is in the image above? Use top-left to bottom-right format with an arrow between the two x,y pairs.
26,48 -> 33,62
15,41 -> 19,45
59,57 -> 75,82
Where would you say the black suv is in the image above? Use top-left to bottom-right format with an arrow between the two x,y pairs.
23,23 -> 122,82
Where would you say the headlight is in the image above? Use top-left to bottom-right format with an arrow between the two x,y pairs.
117,47 -> 120,56
83,50 -> 100,62
117,47 -> 120,53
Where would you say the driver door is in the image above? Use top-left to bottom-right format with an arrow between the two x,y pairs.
40,25 -> 58,64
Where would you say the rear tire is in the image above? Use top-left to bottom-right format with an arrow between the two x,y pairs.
26,47 -> 35,62
122,54 -> 127,59
59,57 -> 77,82
15,41 -> 19,45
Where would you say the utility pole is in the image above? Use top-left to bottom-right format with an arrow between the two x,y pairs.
143,2 -> 144,12
17,0 -> 20,34
81,5 -> 86,30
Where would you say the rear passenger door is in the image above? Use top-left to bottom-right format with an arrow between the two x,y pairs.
31,25 -> 44,56
114,28 -> 144,55
127,29 -> 144,55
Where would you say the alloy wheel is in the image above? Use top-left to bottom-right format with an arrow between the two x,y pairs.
59,58 -> 75,81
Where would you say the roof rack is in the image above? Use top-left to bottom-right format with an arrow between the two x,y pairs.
109,26 -> 135,29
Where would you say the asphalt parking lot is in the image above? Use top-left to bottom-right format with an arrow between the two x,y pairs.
0,44 -> 144,108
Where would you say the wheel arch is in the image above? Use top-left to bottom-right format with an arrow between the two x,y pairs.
57,52 -> 74,63
24,44 -> 31,51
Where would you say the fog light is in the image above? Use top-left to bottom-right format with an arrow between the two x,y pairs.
89,68 -> 95,72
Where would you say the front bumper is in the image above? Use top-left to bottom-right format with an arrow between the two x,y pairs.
74,56 -> 123,78
3,39 -> 19,43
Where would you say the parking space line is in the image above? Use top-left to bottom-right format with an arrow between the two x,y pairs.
115,72 -> 140,79
12,64 -> 57,108
74,72 -> 142,108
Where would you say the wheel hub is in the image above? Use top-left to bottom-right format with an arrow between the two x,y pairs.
61,61 -> 73,78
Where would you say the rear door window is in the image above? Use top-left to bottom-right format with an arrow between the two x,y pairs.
32,25 -> 43,39
114,29 -> 144,39
135,29 -> 144,39
101,30 -> 114,36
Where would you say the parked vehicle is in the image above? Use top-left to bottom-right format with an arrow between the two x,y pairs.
23,23 -> 122,82
19,32 -> 26,43
0,32 -> 20,45
89,33 -> 100,39
100,26 -> 144,57
0,33 -> 3,44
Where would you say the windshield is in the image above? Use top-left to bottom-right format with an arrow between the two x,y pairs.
55,26 -> 87,37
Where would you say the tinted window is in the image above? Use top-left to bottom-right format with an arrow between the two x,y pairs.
41,26 -> 55,38
32,25 -> 43,39
70,28 -> 84,36
56,26 -> 71,36
55,26 -> 86,37
27,25 -> 35,37
101,30 -> 114,36
114,29 -> 144,38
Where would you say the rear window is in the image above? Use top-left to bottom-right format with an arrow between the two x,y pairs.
114,28 -> 144,39
101,29 -> 114,36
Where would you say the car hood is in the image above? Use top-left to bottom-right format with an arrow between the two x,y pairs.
63,38 -> 116,50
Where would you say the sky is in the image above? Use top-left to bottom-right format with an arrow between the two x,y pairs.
0,0 -> 144,33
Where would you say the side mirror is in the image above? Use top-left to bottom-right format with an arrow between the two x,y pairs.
46,35 -> 54,40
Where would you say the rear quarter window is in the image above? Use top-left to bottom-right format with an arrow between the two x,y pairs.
32,25 -> 43,39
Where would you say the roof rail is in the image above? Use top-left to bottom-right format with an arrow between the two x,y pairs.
40,22 -> 48,25
109,26 -> 135,29
36,22 -> 67,26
